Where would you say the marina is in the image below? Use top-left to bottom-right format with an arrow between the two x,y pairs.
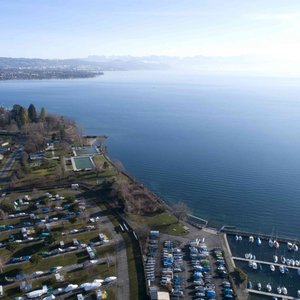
232,257 -> 300,270
225,233 -> 300,299
247,288 -> 294,299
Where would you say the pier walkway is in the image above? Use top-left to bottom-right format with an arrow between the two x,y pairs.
232,256 -> 300,270
247,288 -> 294,299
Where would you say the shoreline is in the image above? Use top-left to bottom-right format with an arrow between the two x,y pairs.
104,151 -> 300,243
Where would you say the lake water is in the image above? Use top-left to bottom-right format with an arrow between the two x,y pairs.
1,71 -> 300,238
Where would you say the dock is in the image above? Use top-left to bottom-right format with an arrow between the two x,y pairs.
232,256 -> 300,270
247,288 -> 294,299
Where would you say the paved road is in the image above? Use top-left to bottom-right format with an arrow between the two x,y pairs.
86,196 -> 130,300
0,147 -> 22,183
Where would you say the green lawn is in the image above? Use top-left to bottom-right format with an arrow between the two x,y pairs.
130,212 -> 188,236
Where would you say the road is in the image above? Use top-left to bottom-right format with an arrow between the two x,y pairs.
0,147 -> 22,183
86,195 -> 130,300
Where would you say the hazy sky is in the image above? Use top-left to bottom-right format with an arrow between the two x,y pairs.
1,0 -> 300,71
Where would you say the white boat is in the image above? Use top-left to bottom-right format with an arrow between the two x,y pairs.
249,236 -> 254,243
104,276 -> 117,283
279,265 -> 285,274
273,255 -> 278,263
257,237 -> 262,245
235,235 -> 239,241
266,283 -> 272,292
296,260 -> 300,266
293,243 -> 298,251
281,256 -> 286,264
253,255 -> 256,260
252,262 -> 258,270
269,239 -> 274,247
282,287 -> 287,295
257,282 -> 262,291
27,286 -> 48,299
249,261 -> 253,268
270,264 -> 275,272
277,286 -> 282,294
64,284 -> 78,293
297,290 -> 300,297
274,240 -> 279,248
43,296 -> 55,300
287,242 -> 293,250
286,259 -> 291,266
291,259 -> 295,266
238,236 -> 242,241
245,253 -> 250,259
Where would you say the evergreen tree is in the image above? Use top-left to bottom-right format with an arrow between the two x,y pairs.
39,107 -> 46,122
28,104 -> 37,122
20,107 -> 29,125
11,104 -> 22,127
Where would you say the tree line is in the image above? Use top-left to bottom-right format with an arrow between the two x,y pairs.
0,104 -> 45,129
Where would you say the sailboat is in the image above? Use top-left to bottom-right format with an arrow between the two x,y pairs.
257,237 -> 262,245
282,287 -> 287,295
273,255 -> 278,263
287,242 -> 293,250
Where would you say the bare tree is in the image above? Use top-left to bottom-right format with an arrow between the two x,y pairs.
173,201 -> 190,223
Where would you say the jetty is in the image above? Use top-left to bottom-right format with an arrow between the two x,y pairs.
247,288 -> 294,299
232,256 -> 300,270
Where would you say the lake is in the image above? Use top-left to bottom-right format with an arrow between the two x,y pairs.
1,71 -> 300,238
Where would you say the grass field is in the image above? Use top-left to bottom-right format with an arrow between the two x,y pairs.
130,212 -> 188,236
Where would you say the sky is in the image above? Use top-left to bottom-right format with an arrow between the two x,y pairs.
0,0 -> 300,74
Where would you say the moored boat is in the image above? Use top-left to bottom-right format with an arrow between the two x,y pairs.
270,264 -> 275,272
296,260 -> 300,267
281,255 -> 286,264
277,286 -> 282,294
257,282 -> 261,291
248,281 -> 253,289
257,237 -> 261,245
249,235 -> 254,243
274,240 -> 279,248
269,239 -> 274,247
287,242 -> 293,250
266,283 -> 272,292
273,255 -> 278,263
282,287 -> 287,295
238,235 -> 242,241
279,265 -> 285,274
293,243 -> 298,251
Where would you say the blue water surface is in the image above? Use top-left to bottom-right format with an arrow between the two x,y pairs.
1,71 -> 300,237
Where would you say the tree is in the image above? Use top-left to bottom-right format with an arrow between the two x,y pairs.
21,151 -> 29,166
20,107 -> 29,126
173,201 -> 190,223
30,254 -> 41,265
28,104 -> 37,122
0,201 -> 14,213
6,242 -> 19,252
39,107 -> 46,122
